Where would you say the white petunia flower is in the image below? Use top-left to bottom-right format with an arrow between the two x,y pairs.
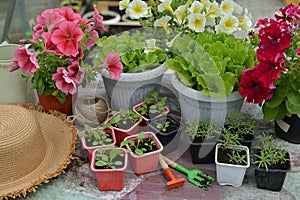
188,1 -> 204,14
158,0 -> 174,14
238,8 -> 252,32
174,5 -> 186,24
205,1 -> 222,22
220,0 -> 235,15
154,16 -> 172,30
218,14 -> 239,34
201,0 -> 212,8
233,2 -> 243,14
144,39 -> 158,54
188,13 -> 206,33
119,0 -> 130,10
126,0 -> 148,19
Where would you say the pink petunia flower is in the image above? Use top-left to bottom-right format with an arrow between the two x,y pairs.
36,9 -> 65,33
67,61 -> 85,84
51,21 -> 84,57
55,7 -> 82,24
13,47 -> 39,74
83,30 -> 99,47
103,52 -> 123,80
32,24 -> 44,40
52,67 -> 77,94
91,5 -> 108,32
42,32 -> 63,56
297,47 -> 300,56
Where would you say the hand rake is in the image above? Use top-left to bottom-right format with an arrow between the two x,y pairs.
161,155 -> 215,191
159,154 -> 185,190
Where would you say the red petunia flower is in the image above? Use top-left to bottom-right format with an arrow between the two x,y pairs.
83,30 -> 99,47
91,5 -> 107,32
239,68 -> 275,104
51,21 -> 84,57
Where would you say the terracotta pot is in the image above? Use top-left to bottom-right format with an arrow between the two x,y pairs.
104,112 -> 142,146
81,127 -> 116,163
124,132 -> 163,175
90,148 -> 128,191
37,92 -> 73,115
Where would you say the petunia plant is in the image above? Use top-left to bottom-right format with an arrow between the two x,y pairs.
239,4 -> 300,121
9,6 -> 123,103
119,0 -> 252,35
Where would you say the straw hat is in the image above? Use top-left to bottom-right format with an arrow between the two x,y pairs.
0,103 -> 77,199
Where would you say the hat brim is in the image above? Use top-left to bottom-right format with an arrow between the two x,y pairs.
0,103 -> 77,199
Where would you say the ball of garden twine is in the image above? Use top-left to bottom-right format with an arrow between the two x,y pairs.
73,95 -> 110,127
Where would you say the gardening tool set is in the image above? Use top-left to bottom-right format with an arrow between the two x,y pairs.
159,154 -> 215,191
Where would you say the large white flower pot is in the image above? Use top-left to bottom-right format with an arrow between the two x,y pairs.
102,64 -> 167,110
215,143 -> 250,187
0,43 -> 36,104
171,73 -> 244,126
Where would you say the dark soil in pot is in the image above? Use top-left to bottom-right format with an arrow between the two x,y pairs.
217,145 -> 248,166
130,138 -> 158,155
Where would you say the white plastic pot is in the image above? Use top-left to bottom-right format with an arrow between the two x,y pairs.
215,143 -> 250,187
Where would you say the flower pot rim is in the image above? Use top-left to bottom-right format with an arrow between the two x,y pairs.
90,147 -> 128,172
171,72 -> 243,102
81,127 -> 116,150
133,101 -> 170,123
102,64 -> 167,82
215,143 -> 250,168
105,112 -> 142,132
123,131 -> 163,158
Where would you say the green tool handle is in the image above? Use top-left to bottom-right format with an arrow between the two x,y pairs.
162,155 -> 189,175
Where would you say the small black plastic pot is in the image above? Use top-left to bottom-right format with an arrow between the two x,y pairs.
254,150 -> 291,191
148,115 -> 183,153
189,135 -> 220,164
275,114 -> 300,144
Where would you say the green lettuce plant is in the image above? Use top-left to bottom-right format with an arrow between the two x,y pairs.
165,31 -> 256,98
94,30 -> 167,73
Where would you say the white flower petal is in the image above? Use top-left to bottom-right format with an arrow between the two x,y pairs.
119,0 -> 130,10
127,0 -> 148,19
188,13 -> 206,33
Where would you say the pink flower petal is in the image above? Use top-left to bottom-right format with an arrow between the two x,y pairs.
104,52 -> 123,80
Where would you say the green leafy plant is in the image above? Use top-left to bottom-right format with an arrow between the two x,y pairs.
253,133 -> 289,171
94,30 -> 167,73
225,112 -> 255,140
218,128 -> 247,165
95,146 -> 125,169
108,108 -> 141,130
120,132 -> 157,155
186,120 -> 221,143
155,121 -> 170,132
165,31 -> 256,98
137,90 -> 168,118
78,124 -> 113,146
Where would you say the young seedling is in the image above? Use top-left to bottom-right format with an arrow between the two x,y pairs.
108,108 -> 141,129
137,90 -> 168,118
95,146 -> 125,169
186,120 -> 221,142
155,121 -> 170,132
120,132 -> 157,155
253,133 -> 289,171
218,128 -> 248,165
225,112 -> 255,140
79,124 -> 113,146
